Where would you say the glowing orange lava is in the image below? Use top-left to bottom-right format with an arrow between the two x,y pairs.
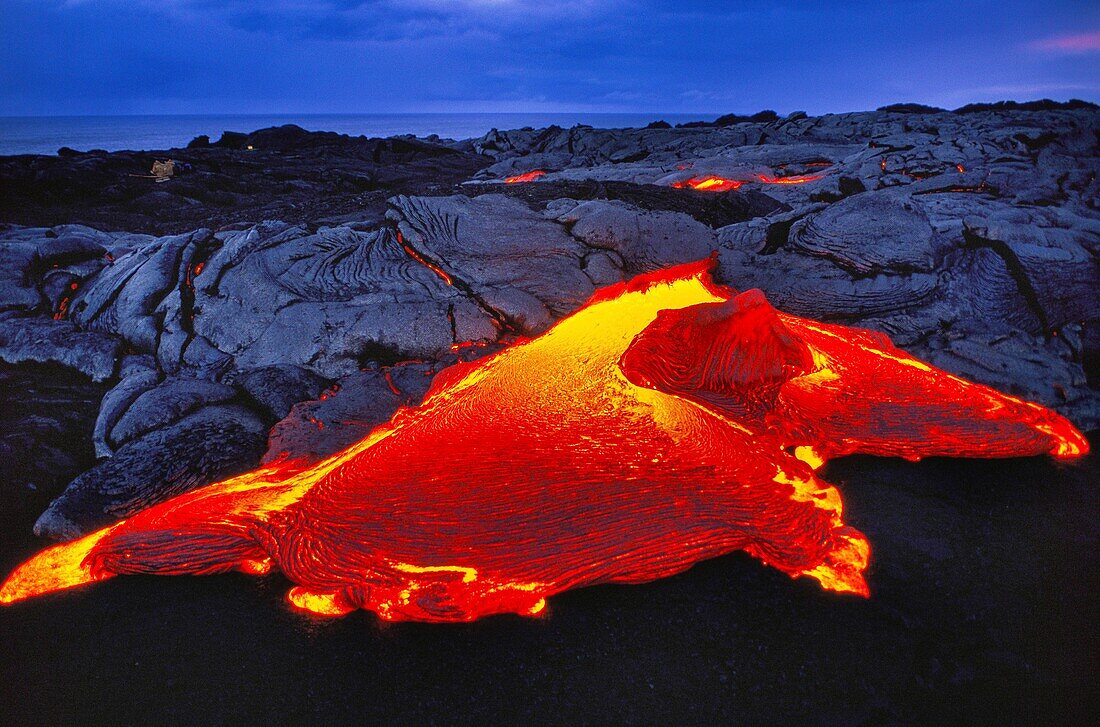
397,230 -> 453,286
52,297 -> 70,320
672,176 -> 744,192
504,170 -> 547,183
0,260 -> 1087,621
671,172 -> 824,192
184,261 -> 205,289
450,340 -> 489,353
382,369 -> 401,396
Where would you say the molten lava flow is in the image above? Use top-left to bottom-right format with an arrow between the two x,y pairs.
671,171 -> 824,192
620,291 -> 1088,462
504,170 -> 547,183
0,260 -> 1088,621
671,176 -> 744,192
769,319 -> 1088,460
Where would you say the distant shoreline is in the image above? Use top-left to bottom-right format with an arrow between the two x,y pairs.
2,100 -> 1095,156
0,113 -> 698,156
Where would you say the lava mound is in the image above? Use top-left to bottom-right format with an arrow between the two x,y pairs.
0,261 -> 1086,621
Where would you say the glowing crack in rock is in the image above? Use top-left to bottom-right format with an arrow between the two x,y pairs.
754,173 -> 825,185
671,176 -> 744,192
671,172 -> 825,192
503,170 -> 547,183
0,260 -> 1088,621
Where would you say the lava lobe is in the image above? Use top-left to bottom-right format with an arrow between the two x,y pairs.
0,260 -> 1087,621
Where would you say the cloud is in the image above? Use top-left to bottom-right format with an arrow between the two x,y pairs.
11,1 -> 1100,115
54,0 -> 617,42
1028,31 -> 1100,54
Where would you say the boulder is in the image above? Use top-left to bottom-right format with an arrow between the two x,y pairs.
388,194 -> 595,332
264,363 -> 438,463
195,221 -> 495,377
33,403 -> 268,540
0,315 -> 122,382
550,199 -> 717,275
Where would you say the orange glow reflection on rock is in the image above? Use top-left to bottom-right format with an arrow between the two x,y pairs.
0,260 -> 1088,620
504,170 -> 547,183
755,173 -> 825,185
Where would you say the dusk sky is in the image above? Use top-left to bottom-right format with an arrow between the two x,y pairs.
1,0 -> 1099,116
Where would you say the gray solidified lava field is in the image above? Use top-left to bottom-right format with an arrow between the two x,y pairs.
0,103 -> 1097,724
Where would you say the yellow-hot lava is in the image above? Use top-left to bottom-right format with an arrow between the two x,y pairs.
0,259 -> 1087,621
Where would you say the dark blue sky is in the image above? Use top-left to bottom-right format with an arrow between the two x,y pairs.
1,0 -> 1098,115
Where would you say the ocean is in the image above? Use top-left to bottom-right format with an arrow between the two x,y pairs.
0,113 -> 704,156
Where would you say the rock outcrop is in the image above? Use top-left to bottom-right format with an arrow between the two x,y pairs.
0,125 -> 490,235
